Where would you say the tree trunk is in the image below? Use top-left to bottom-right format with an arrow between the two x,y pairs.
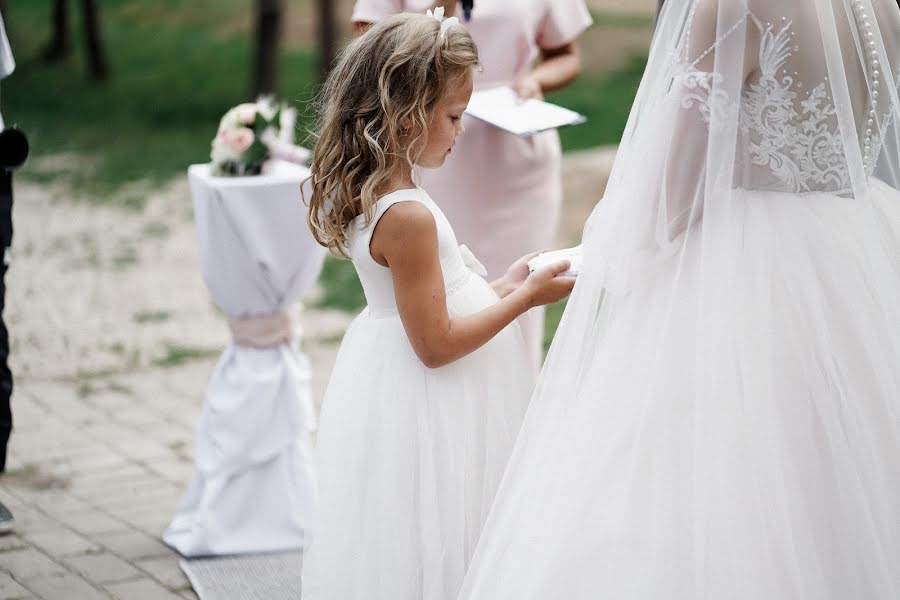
317,0 -> 336,83
43,0 -> 71,62
252,0 -> 283,98
80,0 -> 108,81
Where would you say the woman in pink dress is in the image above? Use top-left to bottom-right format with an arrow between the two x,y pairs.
352,0 -> 592,368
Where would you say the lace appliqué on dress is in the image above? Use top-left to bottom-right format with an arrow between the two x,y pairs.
673,18 -> 862,194
739,21 -> 850,193
672,10 -> 745,128
677,69 -> 735,126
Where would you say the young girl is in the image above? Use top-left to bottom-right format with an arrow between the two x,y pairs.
300,11 -> 575,600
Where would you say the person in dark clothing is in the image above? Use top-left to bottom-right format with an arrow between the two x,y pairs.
0,9 -> 20,533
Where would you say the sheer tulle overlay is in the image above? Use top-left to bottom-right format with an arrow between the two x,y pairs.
459,1 -> 900,599
301,190 -> 532,600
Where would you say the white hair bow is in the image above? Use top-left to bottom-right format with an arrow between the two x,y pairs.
426,6 -> 460,39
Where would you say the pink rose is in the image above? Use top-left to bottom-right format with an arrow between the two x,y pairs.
218,127 -> 255,155
235,103 -> 258,125
211,129 -> 238,164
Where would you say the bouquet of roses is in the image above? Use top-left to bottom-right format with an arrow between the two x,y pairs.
210,97 -> 298,176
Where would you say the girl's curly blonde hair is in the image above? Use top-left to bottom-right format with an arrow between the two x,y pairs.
305,13 -> 479,256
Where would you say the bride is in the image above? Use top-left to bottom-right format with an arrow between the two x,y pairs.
458,0 -> 900,598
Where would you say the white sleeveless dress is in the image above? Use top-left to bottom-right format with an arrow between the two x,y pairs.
300,188 -> 533,600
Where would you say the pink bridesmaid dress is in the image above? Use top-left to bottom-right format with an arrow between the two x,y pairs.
352,0 -> 592,367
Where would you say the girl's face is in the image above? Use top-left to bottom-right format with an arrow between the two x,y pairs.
417,70 -> 474,169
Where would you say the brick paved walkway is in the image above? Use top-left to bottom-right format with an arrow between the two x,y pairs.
0,362 -> 209,599
0,344 -> 335,600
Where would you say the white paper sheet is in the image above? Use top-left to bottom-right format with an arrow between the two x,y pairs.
465,86 -> 586,137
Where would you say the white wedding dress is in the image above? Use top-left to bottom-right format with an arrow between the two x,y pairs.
459,1 -> 900,599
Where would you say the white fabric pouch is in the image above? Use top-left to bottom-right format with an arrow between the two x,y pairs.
528,245 -> 582,277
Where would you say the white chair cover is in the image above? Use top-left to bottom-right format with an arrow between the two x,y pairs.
164,160 -> 325,557
0,12 -> 13,80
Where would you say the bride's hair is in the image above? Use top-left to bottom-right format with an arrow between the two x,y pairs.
305,14 -> 479,256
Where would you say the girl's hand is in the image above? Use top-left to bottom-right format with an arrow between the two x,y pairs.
493,251 -> 542,298
520,261 -> 576,308
513,74 -> 543,100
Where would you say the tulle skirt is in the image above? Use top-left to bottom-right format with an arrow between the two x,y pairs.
459,181 -> 900,600
301,274 -> 532,600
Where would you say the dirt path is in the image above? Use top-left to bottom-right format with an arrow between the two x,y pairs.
6,176 -> 352,385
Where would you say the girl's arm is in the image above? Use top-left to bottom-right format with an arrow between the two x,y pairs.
513,43 -> 582,99
372,202 -> 573,368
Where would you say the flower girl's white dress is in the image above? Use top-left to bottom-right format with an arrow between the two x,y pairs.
300,188 -> 532,600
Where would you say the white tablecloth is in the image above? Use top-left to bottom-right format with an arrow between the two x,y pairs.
0,13 -> 14,80
0,12 -> 15,130
164,160 -> 325,557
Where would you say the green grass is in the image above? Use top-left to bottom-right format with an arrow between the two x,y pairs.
548,53 -> 646,152
314,256 -> 367,313
3,1 -> 320,202
590,9 -> 656,29
543,299 -> 568,353
3,1 -> 645,200
132,309 -> 172,324
153,343 -> 221,368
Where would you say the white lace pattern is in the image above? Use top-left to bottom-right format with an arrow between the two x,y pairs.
670,15 -> 898,194
739,21 -> 849,193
